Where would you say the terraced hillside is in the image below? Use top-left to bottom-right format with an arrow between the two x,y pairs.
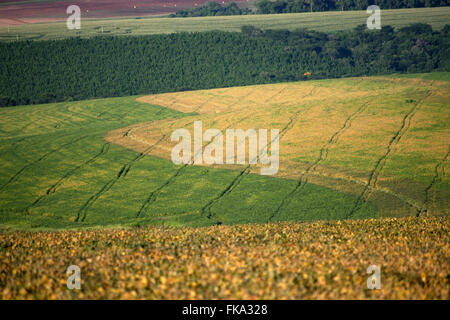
0,74 -> 448,230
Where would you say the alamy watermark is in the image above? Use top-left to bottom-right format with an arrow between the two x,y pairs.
171,121 -> 279,175
66,265 -> 81,290
367,5 -> 381,30
366,265 -> 381,290
66,5 -> 81,30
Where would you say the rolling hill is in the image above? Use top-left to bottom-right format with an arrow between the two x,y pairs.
0,73 -> 448,230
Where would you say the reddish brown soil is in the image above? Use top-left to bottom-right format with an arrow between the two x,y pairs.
0,0 -> 252,26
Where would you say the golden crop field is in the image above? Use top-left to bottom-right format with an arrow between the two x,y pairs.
1,216 -> 448,299
107,76 -> 450,219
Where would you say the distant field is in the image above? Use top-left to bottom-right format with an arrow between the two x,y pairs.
0,74 -> 448,230
0,7 -> 449,41
0,1 -> 249,25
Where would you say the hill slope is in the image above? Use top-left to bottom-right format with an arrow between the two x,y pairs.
0,74 -> 448,230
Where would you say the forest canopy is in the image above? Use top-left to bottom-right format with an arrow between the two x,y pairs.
255,0 -> 450,14
170,1 -> 252,17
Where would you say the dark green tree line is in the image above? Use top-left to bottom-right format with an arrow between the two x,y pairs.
255,0 -> 449,13
170,1 -> 251,17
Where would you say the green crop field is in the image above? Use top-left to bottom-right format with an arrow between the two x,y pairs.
0,73 -> 448,231
0,95 -> 376,230
0,7 -> 449,41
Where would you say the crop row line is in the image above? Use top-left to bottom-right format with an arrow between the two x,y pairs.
347,89 -> 433,218
75,134 -> 167,222
25,142 -> 111,213
269,101 -> 370,221
417,147 -> 449,217
0,134 -> 89,194
202,87 -> 316,222
136,163 -> 188,218
77,93 -> 222,221
201,165 -> 250,222
135,89 -> 261,219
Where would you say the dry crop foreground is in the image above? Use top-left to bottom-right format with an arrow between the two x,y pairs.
0,216 -> 448,299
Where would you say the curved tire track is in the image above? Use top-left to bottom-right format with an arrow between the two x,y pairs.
76,135 -> 167,222
135,127 -> 227,218
136,164 -> 189,218
269,102 -> 370,221
26,142 -> 111,211
201,165 -> 251,220
0,135 -> 88,193
135,89 -> 263,218
347,90 -> 432,218
416,148 -> 449,217
201,87 -> 316,222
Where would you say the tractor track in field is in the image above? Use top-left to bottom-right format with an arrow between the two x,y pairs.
135,89 -> 261,218
135,119 -> 235,218
66,105 -> 128,125
347,89 -> 433,218
136,163 -> 189,218
226,88 -> 258,109
96,110 -> 124,121
188,110 -> 258,220
78,95 -> 205,221
201,165 -> 251,220
192,96 -> 216,114
75,135 -> 167,222
154,108 -> 166,117
25,142 -> 111,212
416,147 -> 449,217
1,136 -> 30,160
17,117 -> 39,133
269,101 -> 370,221
66,106 -> 105,122
201,87 -> 315,222
0,135 -> 88,194
263,86 -> 289,103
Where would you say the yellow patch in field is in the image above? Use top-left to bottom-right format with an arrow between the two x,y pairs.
109,77 -> 450,216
